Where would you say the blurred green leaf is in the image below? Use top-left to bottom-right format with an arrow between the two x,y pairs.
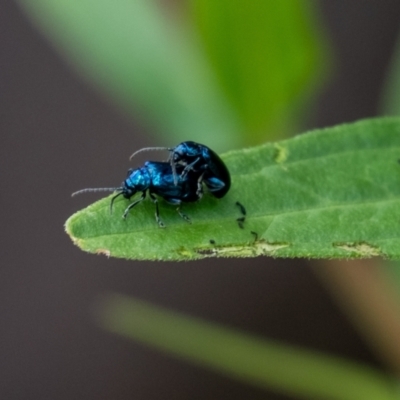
378,33 -> 400,294
381,34 -> 400,116
188,0 -> 330,143
18,0 -> 330,149
17,0 -> 241,149
66,117 -> 400,261
98,294 -> 399,400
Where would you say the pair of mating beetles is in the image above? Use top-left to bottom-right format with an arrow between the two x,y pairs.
72,141 -> 231,227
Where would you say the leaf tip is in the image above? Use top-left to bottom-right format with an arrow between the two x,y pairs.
64,214 -> 75,239
64,212 -> 89,253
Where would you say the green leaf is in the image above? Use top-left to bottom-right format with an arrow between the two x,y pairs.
188,0 -> 330,143
66,117 -> 400,261
98,294 -> 400,400
17,0 -> 241,149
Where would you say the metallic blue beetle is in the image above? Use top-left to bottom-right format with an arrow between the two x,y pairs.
130,141 -> 231,198
72,161 -> 203,227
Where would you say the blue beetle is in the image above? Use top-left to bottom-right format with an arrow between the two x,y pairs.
130,141 -> 231,198
72,161 -> 203,227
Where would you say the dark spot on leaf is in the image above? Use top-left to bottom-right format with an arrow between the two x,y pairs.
196,248 -> 217,256
250,231 -> 258,242
235,201 -> 246,216
237,217 -> 245,229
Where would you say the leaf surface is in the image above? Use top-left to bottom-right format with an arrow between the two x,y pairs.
66,118 -> 400,261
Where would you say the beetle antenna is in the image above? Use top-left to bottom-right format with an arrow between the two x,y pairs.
129,146 -> 172,160
71,187 -> 121,197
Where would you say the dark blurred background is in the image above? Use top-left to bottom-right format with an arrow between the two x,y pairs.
2,1 -> 400,399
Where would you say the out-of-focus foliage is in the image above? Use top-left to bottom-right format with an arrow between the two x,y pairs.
98,294 -> 400,400
381,35 -> 400,116
380,33 -> 400,293
18,0 -> 329,149
17,0 -> 240,149
188,0 -> 330,144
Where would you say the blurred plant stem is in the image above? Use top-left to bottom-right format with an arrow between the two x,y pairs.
97,293 -> 399,400
313,259 -> 400,377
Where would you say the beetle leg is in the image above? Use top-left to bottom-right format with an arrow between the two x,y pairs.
196,172 -> 205,198
176,205 -> 191,223
170,157 -> 178,186
149,192 -> 165,228
180,157 -> 201,179
110,191 -> 124,214
122,191 -> 146,219
164,197 -> 191,223
204,176 -> 225,192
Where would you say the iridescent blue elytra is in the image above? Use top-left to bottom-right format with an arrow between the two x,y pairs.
170,141 -> 231,198
73,142 -> 231,227
72,161 -> 203,227
130,141 -> 231,198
